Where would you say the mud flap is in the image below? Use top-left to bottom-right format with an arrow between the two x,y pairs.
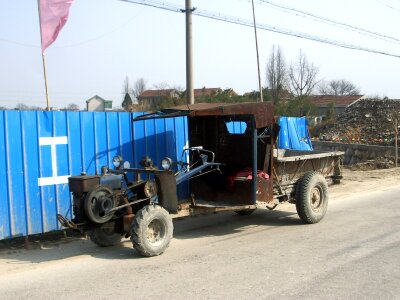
155,172 -> 178,213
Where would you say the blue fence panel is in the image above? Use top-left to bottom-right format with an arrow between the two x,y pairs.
131,113 -> 188,168
22,112 -> 41,235
0,110 -> 189,240
5,111 -> 27,237
0,112 -> 10,239
118,113 -> 133,166
0,111 -> 135,239
67,112 -> 84,180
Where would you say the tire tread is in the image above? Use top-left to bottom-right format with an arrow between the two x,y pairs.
88,227 -> 122,247
295,171 -> 329,224
130,205 -> 173,257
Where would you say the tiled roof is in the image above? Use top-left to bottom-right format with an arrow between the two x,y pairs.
138,89 -> 177,98
86,95 -> 107,103
308,95 -> 364,107
193,88 -> 222,97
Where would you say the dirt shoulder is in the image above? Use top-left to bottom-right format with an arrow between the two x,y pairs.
330,167 -> 400,200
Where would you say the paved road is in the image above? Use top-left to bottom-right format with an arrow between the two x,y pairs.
1,185 -> 399,299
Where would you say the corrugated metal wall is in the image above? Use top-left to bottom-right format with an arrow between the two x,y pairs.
0,111 -> 187,240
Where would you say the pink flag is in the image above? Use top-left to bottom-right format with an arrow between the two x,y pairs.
38,0 -> 74,53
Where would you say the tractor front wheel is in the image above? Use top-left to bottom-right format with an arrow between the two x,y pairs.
130,205 -> 173,257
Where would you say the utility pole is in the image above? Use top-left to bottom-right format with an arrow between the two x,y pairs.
185,0 -> 195,105
251,0 -> 263,102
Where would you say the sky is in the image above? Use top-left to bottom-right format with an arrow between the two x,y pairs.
0,0 -> 399,109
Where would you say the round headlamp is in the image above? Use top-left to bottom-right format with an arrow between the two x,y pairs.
144,180 -> 158,198
112,155 -> 123,168
161,157 -> 173,170
140,156 -> 154,168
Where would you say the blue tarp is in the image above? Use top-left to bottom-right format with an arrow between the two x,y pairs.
278,117 -> 313,151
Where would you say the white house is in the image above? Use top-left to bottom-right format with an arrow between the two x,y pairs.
86,95 -> 113,111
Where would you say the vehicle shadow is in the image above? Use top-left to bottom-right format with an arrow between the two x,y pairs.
0,208 -> 301,265
173,208 -> 301,240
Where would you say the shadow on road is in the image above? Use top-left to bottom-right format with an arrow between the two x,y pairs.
0,208 -> 301,265
173,208 -> 300,239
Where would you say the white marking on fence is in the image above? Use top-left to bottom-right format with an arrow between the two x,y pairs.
38,136 -> 70,186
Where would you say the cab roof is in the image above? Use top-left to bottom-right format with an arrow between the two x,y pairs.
134,102 -> 274,129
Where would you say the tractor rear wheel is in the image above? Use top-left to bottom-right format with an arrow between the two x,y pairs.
88,224 -> 122,247
234,209 -> 255,216
295,172 -> 329,224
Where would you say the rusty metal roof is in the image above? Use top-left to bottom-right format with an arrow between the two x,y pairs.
172,102 -> 274,128
134,102 -> 274,128
308,95 -> 364,107
138,89 -> 178,98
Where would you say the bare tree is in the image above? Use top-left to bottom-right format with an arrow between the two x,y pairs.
15,103 -> 30,110
152,82 -> 170,90
122,76 -> 133,96
317,81 -> 330,95
66,103 -> 80,111
318,79 -> 360,96
266,45 -> 287,104
133,78 -> 147,99
288,50 -> 319,98
387,103 -> 400,167
0,106 -> 7,110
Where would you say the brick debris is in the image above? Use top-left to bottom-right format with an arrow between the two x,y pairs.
316,99 -> 400,146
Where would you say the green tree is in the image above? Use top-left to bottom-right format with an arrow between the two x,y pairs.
122,93 -> 133,110
276,98 -> 316,117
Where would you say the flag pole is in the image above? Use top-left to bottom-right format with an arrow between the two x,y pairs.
41,53 -> 50,111
37,0 -> 51,111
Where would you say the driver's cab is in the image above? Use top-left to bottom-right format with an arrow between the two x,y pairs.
135,102 -> 276,208
186,113 -> 274,206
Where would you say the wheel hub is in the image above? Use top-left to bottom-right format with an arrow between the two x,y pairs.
146,219 -> 165,246
310,187 -> 322,212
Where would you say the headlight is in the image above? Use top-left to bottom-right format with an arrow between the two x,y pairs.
144,180 -> 158,198
112,155 -> 123,168
140,156 -> 154,168
161,157 -> 173,170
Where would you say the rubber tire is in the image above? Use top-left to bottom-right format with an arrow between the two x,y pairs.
88,225 -> 122,247
130,205 -> 173,257
295,172 -> 329,224
234,209 -> 256,216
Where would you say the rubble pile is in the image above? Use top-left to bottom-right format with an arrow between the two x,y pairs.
317,99 -> 400,146
349,157 -> 395,171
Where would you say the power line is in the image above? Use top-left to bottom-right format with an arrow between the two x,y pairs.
197,8 -> 400,58
1,0 -> 399,59
375,0 -> 400,12
257,0 -> 400,45
0,12 -> 142,49
0,37 -> 37,48
119,0 -> 400,59
118,0 -> 181,13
